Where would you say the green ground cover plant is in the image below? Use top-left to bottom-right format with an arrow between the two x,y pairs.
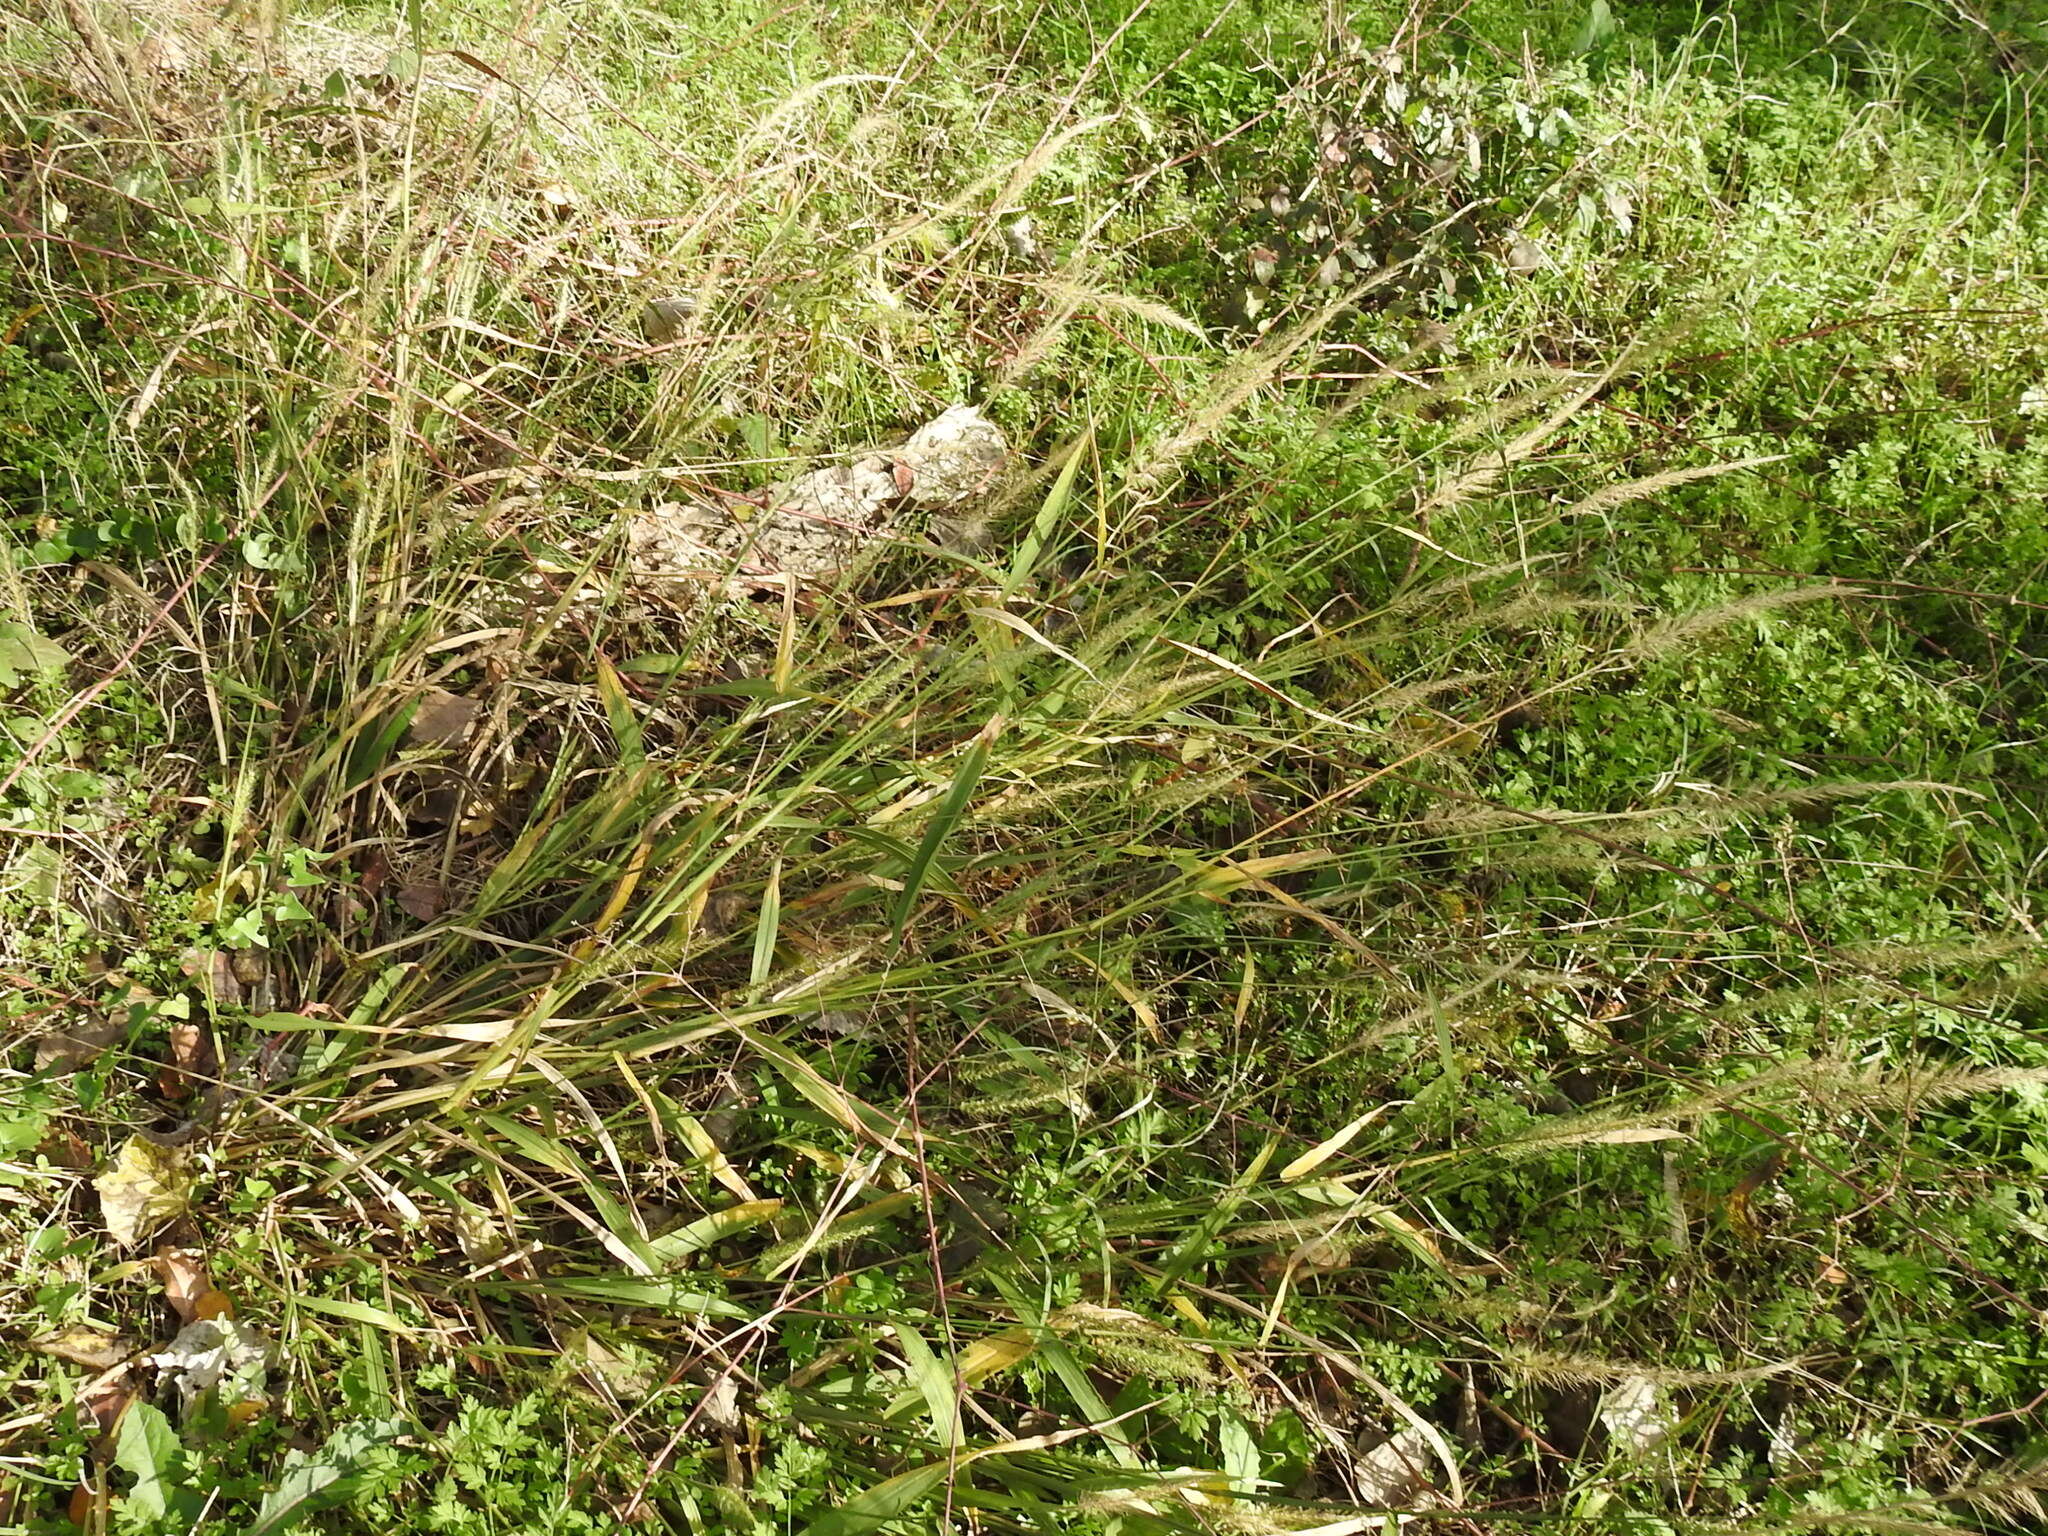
3,0 -> 2048,1531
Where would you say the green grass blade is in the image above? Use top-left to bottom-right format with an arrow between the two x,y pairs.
891,716 -> 1001,944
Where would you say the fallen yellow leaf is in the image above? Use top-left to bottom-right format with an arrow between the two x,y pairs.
94,1137 -> 191,1249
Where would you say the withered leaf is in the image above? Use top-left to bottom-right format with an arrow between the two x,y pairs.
409,784 -> 464,826
94,1137 -> 192,1248
78,1373 -> 135,1437
179,948 -> 242,1007
397,880 -> 447,921
31,1327 -> 132,1371
38,1125 -> 94,1169
157,1019 -> 218,1102
34,1018 -> 122,1074
407,688 -> 482,748
154,1246 -> 233,1326
150,1317 -> 276,1413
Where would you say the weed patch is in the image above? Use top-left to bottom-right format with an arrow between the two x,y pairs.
2,2 -> 2048,1534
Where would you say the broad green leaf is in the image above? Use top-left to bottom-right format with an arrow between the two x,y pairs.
113,1402 -> 183,1521
0,620 -> 69,687
889,1322 -> 962,1447
885,1325 -> 1038,1423
594,655 -> 644,767
1220,1408 -> 1261,1494
1003,418 -> 1090,598
289,1295 -> 420,1336
1573,0 -> 1618,53
248,1417 -> 405,1535
989,1271 -> 1138,1469
802,1459 -> 951,1536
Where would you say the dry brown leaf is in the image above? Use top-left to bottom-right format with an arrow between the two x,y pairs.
33,1018 -> 122,1074
78,1373 -> 134,1437
157,1019 -> 217,1102
178,948 -> 242,1006
154,1246 -> 232,1325
31,1327 -> 132,1371
1354,1427 -> 1436,1509
453,1200 -> 506,1263
38,1125 -> 93,1169
410,784 -> 463,825
397,880 -> 447,921
407,688 -> 482,748
94,1136 -> 192,1248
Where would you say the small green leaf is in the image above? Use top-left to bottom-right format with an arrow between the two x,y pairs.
0,1103 -> 47,1155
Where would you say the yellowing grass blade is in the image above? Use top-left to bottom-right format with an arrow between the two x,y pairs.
751,856 -> 782,989
647,1199 -> 785,1269
967,605 -> 1100,681
884,1325 -> 1039,1423
1281,1103 -> 1398,1183
673,1112 -> 758,1202
733,1024 -> 913,1157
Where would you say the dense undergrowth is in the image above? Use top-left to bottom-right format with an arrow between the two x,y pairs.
3,0 -> 2048,1532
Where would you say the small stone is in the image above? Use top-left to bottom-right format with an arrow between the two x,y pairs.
1000,214 -> 1039,263
642,295 -> 698,342
625,405 -> 1008,611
